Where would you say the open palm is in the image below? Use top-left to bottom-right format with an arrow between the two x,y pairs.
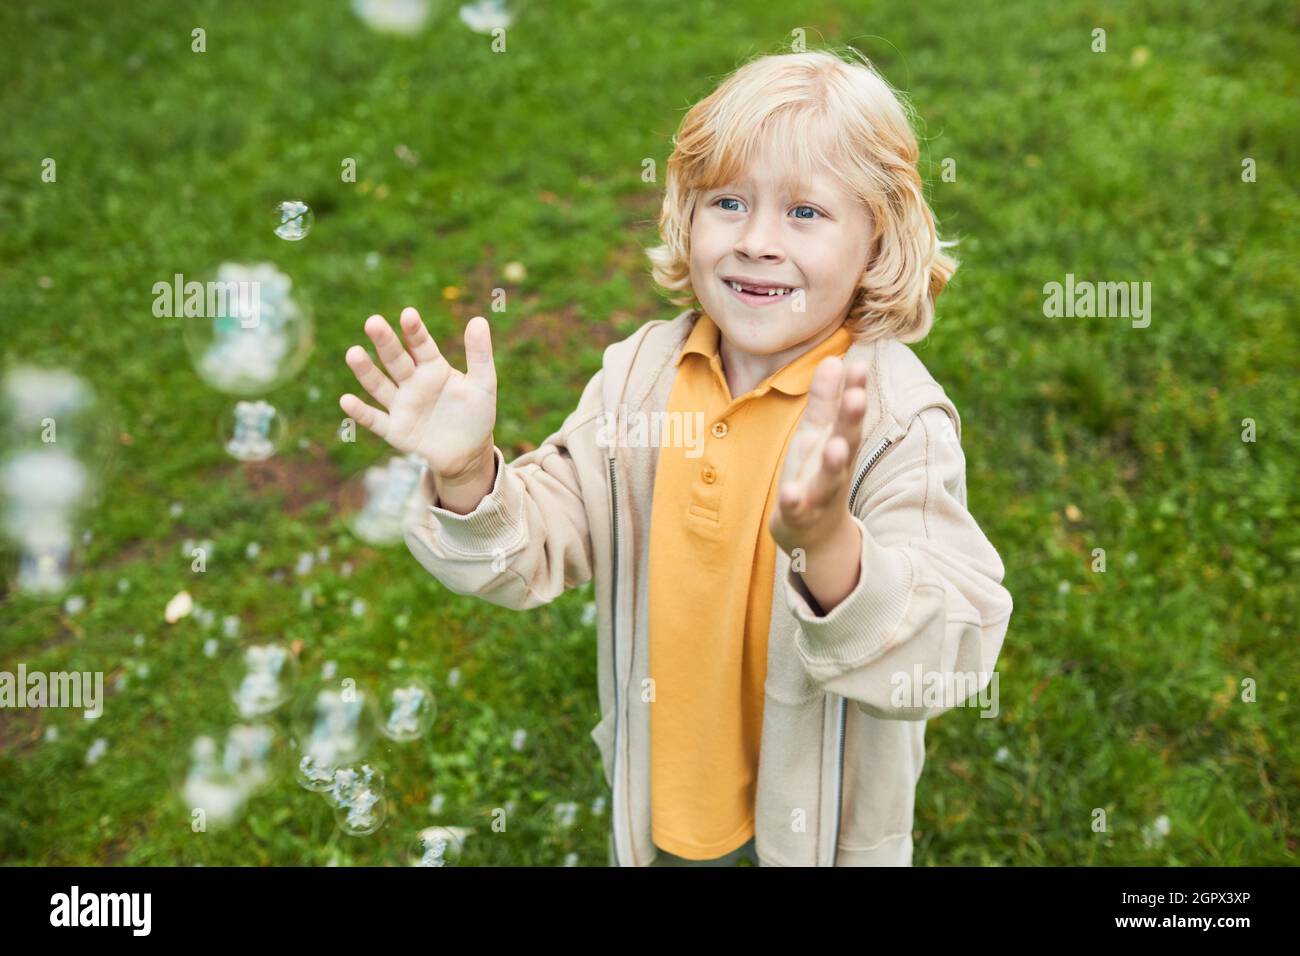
339,308 -> 497,480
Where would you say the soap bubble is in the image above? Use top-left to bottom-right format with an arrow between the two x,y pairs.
179,724 -> 279,828
273,200 -> 314,241
409,826 -> 464,866
340,453 -> 427,545
181,262 -> 314,395
291,680 -> 380,791
378,678 -> 437,742
326,762 -> 384,809
223,643 -> 299,718
0,365 -> 117,594
333,764 -> 387,836
220,399 -> 287,462
352,0 -> 431,34
458,0 -> 513,34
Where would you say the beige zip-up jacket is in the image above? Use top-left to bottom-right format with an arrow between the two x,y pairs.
402,308 -> 1014,866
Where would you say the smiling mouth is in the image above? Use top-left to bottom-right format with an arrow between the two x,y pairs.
723,279 -> 797,304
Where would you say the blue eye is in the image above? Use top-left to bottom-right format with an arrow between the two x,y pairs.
717,197 -> 743,212
792,205 -> 820,220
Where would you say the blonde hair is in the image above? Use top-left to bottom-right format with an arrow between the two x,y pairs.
646,47 -> 957,344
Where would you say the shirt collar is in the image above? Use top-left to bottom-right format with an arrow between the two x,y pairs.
676,310 -> 854,396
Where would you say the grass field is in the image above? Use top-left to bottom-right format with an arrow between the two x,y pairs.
0,0 -> 1296,865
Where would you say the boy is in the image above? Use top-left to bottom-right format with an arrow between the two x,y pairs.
339,48 -> 1013,866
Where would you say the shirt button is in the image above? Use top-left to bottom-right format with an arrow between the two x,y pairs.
702,466 -> 716,483
711,420 -> 728,438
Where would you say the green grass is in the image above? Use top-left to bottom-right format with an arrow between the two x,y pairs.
1,0 -> 1296,865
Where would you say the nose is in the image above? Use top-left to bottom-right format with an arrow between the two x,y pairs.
733,203 -> 786,263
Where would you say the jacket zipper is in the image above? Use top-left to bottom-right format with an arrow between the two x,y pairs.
828,435 -> 894,866
607,455 -> 635,867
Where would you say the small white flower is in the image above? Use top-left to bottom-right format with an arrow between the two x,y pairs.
63,594 -> 85,615
85,737 -> 108,765
510,728 -> 527,752
350,598 -> 367,618
245,541 -> 261,560
170,502 -> 184,517
429,792 -> 445,815
204,638 -> 219,658
994,746 -> 1010,764
447,667 -> 461,688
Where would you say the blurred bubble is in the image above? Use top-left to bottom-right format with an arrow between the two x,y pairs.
181,262 -> 314,395
352,0 -> 431,34
409,826 -> 464,866
458,0 -> 513,33
180,724 -> 279,828
340,454 -> 427,545
378,678 -> 436,742
291,681 -> 380,791
221,399 -> 287,462
273,200 -> 314,241
223,643 -> 299,718
0,365 -> 117,595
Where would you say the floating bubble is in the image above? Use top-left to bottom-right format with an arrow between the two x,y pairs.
273,200 -> 314,241
295,752 -> 336,792
327,762 -> 384,809
0,365 -> 117,595
290,681 -> 380,791
409,826 -> 464,866
340,454 -> 427,545
180,724 -> 279,828
378,678 -> 437,742
458,0 -> 513,34
223,643 -> 299,718
220,399 -> 287,462
181,262 -> 314,395
352,0 -> 431,34
334,764 -> 387,836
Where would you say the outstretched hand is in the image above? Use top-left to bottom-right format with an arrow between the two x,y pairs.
339,308 -> 498,482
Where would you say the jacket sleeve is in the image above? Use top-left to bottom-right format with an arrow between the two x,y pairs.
401,367 -> 604,611
781,405 -> 1013,720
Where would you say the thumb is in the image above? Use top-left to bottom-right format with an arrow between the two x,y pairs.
463,315 -> 497,392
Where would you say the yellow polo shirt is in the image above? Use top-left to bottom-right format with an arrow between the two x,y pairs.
648,310 -> 853,859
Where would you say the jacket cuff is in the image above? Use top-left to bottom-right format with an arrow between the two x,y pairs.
418,445 -> 525,556
785,515 -> 914,669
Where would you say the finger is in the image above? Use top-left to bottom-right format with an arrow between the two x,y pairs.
365,314 -> 417,383
463,315 -> 497,392
399,307 -> 443,365
339,393 -> 391,441
802,356 -> 846,432
345,345 -> 397,408
830,366 -> 869,463
803,435 -> 853,510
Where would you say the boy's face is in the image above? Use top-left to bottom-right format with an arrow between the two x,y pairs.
688,143 -> 874,361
